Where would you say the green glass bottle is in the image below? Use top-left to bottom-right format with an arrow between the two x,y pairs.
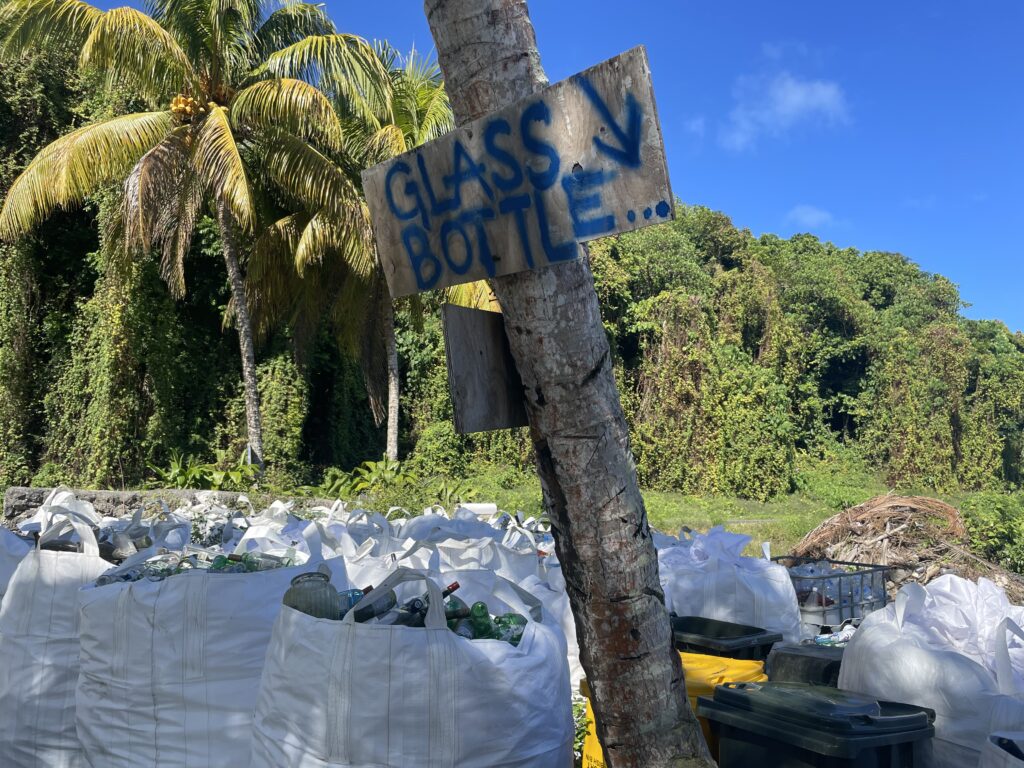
469,601 -> 496,639
494,613 -> 528,646
445,595 -> 471,629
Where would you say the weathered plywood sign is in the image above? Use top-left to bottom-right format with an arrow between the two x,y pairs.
441,304 -> 528,434
362,45 -> 672,298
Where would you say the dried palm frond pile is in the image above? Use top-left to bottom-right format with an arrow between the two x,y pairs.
792,494 -> 1024,603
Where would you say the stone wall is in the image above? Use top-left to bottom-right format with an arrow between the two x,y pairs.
3,486 -> 339,524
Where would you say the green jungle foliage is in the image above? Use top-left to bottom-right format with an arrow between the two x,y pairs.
3,49 -> 1024,522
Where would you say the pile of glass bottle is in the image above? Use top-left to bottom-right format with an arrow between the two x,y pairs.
95,545 -> 293,586
284,573 -> 528,646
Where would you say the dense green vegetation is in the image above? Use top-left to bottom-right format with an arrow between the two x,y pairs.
3,46 -> 1024,568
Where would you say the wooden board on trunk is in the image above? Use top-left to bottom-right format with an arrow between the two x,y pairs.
363,45 -> 673,298
441,304 -> 528,434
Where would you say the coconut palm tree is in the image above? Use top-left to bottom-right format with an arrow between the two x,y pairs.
246,44 -> 478,462
0,0 -> 389,471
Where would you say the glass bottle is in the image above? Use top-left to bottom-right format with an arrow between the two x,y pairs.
469,601 -> 496,639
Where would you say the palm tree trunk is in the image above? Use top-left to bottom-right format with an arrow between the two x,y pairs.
424,2 -> 712,766
382,296 -> 400,461
217,200 -> 265,473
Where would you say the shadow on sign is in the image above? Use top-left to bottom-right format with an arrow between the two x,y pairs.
441,304 -> 529,434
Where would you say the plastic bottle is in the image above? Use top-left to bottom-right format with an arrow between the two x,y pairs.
453,618 -> 476,639
337,588 -> 364,618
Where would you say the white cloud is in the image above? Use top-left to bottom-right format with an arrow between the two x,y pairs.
786,204 -> 834,229
683,115 -> 706,139
719,71 -> 849,151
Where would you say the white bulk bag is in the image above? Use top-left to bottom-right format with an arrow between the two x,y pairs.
396,536 -> 541,585
397,506 -> 508,545
76,527 -> 349,768
0,527 -> 32,601
889,575 -> 1024,687
520,571 -> 585,689
658,526 -> 801,641
0,514 -> 110,768
344,508 -> 401,553
16,487 -> 104,534
839,582 -> 1024,768
250,567 -> 573,768
982,733 -> 1024,768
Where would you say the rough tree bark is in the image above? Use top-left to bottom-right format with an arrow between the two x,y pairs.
382,297 -> 401,461
424,2 -> 713,766
217,200 -> 265,472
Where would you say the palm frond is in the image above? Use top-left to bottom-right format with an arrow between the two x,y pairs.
0,0 -> 101,59
266,33 -> 390,116
192,105 -> 254,229
80,6 -> 200,103
416,77 -> 454,143
246,211 -> 309,341
231,77 -> 342,151
293,206 -> 373,278
206,0 -> 264,82
444,280 -> 501,311
0,111 -> 174,239
251,2 -> 333,61
362,124 -> 407,166
145,0 -> 214,73
122,127 -> 202,297
256,128 -> 360,216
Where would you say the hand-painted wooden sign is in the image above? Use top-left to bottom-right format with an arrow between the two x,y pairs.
362,45 -> 672,298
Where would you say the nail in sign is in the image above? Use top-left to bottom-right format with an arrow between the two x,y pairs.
362,45 -> 673,298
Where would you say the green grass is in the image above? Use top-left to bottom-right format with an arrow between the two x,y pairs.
642,490 -> 834,555
458,450 -> 896,556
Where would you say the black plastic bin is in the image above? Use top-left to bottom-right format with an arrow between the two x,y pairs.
697,682 -> 935,768
670,615 -> 782,661
767,642 -> 845,687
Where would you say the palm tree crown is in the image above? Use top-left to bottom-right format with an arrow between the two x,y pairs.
0,0 -> 391,469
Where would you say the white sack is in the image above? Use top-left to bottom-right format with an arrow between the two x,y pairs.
76,527 -> 349,768
520,570 -> 584,689
0,513 -> 110,768
982,733 -> 1024,768
890,575 -> 1024,688
250,567 -> 573,768
658,526 -> 801,641
839,581 -> 1024,768
0,527 -> 32,602
395,536 -> 541,585
16,487 -> 103,534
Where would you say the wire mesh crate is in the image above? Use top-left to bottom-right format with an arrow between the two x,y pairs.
773,556 -> 889,629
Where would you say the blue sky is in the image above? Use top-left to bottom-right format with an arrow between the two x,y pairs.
330,1 -> 1024,330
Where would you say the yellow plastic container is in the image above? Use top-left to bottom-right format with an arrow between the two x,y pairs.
580,652 -> 767,767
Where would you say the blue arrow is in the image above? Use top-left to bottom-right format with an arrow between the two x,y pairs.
577,74 -> 643,168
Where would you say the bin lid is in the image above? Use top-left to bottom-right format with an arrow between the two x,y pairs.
767,641 -> 845,661
672,615 -> 770,640
711,682 -> 931,735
